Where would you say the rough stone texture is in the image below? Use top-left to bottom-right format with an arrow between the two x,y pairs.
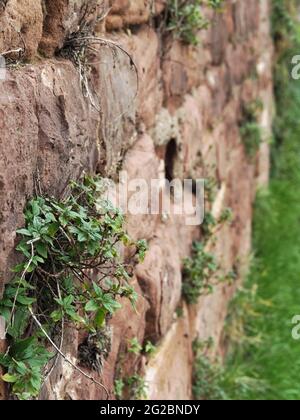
0,61 -> 99,294
39,0 -> 105,57
0,0 -> 273,400
0,0 -> 43,59
117,26 -> 163,129
122,134 -> 160,241
144,303 -> 193,400
106,0 -> 165,31
0,52 -> 138,292
88,43 -> 138,176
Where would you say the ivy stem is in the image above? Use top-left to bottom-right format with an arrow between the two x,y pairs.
28,307 -> 110,399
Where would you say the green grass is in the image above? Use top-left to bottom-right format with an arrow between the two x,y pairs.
247,128 -> 300,400
224,131 -> 300,399
220,1 -> 300,400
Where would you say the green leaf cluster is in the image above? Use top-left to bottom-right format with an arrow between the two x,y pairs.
0,175 -> 147,399
166,0 -> 224,45
239,99 -> 263,158
182,242 -> 218,304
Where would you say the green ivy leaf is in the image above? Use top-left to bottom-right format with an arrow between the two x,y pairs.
85,300 -> 99,312
2,373 -> 18,383
35,242 -> 48,259
16,228 -> 32,237
16,295 -> 36,306
94,308 -> 106,328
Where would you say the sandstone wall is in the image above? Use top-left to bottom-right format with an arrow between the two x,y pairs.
0,0 -> 273,400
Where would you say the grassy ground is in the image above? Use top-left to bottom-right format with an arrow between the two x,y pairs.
192,0 -> 300,400
222,0 -> 300,400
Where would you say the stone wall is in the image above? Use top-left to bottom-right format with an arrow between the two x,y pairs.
0,0 -> 273,400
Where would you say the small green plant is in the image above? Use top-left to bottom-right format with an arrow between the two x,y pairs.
239,99 -> 263,158
201,211 -> 216,238
128,337 -> 143,355
193,338 -> 267,400
182,242 -> 218,304
201,208 -> 233,239
218,268 -> 238,285
193,354 -> 226,400
207,0 -> 224,9
192,339 -> 227,400
114,378 -> 125,400
219,208 -> 233,224
175,305 -> 184,318
204,177 -> 218,203
166,0 -> 224,45
0,337 -> 52,400
224,285 -> 267,354
114,374 -> 148,400
144,341 -> 156,356
128,337 -> 156,357
0,175 -> 147,400
126,374 -> 148,400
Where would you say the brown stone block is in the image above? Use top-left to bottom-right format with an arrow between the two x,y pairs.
115,26 -> 163,129
144,303 -> 193,400
106,0 -> 165,31
0,0 -> 43,60
0,61 -> 100,295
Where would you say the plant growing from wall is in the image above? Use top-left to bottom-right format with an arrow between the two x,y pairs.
224,286 -> 264,354
128,337 -> 143,355
0,175 -> 147,400
144,340 -> 156,356
193,335 -> 268,400
114,374 -> 148,400
127,337 -> 156,357
114,337 -> 155,400
239,99 -> 263,158
166,0 -> 224,45
192,339 -> 228,400
182,204 -> 234,304
201,208 -> 233,240
182,242 -> 218,304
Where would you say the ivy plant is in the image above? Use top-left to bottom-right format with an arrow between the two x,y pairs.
182,242 -> 218,304
0,175 -> 147,400
166,0 -> 224,45
239,99 -> 263,158
115,374 -> 148,400
192,339 -> 228,400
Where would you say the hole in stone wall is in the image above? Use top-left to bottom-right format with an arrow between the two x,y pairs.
165,139 -> 177,182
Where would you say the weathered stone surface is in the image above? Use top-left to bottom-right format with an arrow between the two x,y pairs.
210,9 -> 229,66
116,26 -> 163,129
227,146 -> 255,271
122,134 -> 160,241
162,39 -> 210,109
106,0 -> 165,31
0,0 -> 43,59
0,0 -> 274,401
135,230 -> 182,342
89,43 -> 138,176
135,188 -> 198,342
144,303 -> 192,400
0,60 -> 99,294
256,87 -> 273,188
39,0 -> 105,57
188,184 -> 236,346
232,0 -> 260,40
